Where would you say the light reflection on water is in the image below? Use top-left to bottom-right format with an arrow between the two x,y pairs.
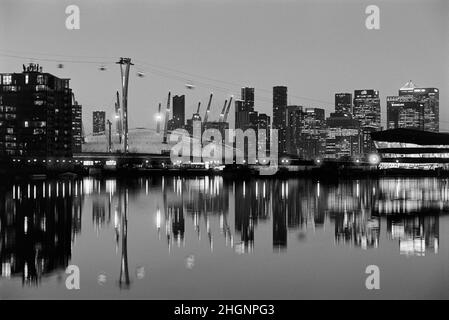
1,177 -> 449,299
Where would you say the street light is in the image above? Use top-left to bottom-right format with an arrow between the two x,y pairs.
368,153 -> 381,165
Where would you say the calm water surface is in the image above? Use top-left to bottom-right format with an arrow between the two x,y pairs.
1,176 -> 449,299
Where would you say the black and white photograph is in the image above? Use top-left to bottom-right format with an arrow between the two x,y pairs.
1,0 -> 449,307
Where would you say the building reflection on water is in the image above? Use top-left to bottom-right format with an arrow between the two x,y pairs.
0,177 -> 446,286
0,181 -> 83,286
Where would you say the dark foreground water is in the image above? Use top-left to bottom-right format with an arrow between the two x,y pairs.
1,176 -> 449,299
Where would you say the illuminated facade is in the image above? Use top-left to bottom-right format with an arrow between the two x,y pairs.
325,112 -> 361,159
273,86 -> 288,154
387,81 -> 439,132
387,95 -> 421,130
353,89 -> 381,154
286,105 -> 303,156
371,128 -> 449,170
300,107 -> 326,159
0,64 -> 75,158
335,93 -> 352,115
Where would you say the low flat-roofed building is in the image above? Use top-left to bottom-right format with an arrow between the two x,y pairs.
371,128 -> 449,170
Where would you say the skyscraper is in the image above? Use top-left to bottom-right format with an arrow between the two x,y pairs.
286,105 -> 303,156
0,63 -> 75,157
325,112 -> 361,159
386,95 -> 421,130
172,94 -> 185,129
300,108 -> 326,159
241,87 -> 255,110
335,93 -> 352,115
257,113 -> 271,131
387,81 -> 440,132
273,86 -> 288,155
93,111 -> 106,135
235,87 -> 255,130
353,89 -> 381,154
399,81 -> 439,132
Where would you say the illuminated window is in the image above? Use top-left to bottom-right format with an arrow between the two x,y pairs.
25,74 -> 29,84
24,121 -> 29,127
2,75 -> 12,85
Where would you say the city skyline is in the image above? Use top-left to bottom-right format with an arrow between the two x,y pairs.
2,0 -> 449,303
1,0 -> 448,134
0,62 -> 442,163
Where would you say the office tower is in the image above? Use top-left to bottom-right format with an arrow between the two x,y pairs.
235,100 -> 248,130
353,89 -> 381,153
93,111 -> 106,135
0,63 -> 75,157
410,88 -> 439,132
235,87 -> 255,130
172,94 -> 185,129
247,111 -> 259,130
335,93 -> 352,115
257,113 -> 271,131
241,87 -> 255,109
300,108 -> 326,159
273,86 -> 288,154
386,95 -> 421,130
233,88 -> 272,163
286,105 -> 303,156
325,112 -> 361,159
387,81 -> 440,132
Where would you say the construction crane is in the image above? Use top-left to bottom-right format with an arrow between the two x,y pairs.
162,91 -> 171,144
191,102 -> 202,121
223,96 -> 233,123
203,93 -> 213,123
218,100 -> 228,122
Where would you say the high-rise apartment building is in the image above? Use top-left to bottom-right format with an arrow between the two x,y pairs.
0,63 -> 77,157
